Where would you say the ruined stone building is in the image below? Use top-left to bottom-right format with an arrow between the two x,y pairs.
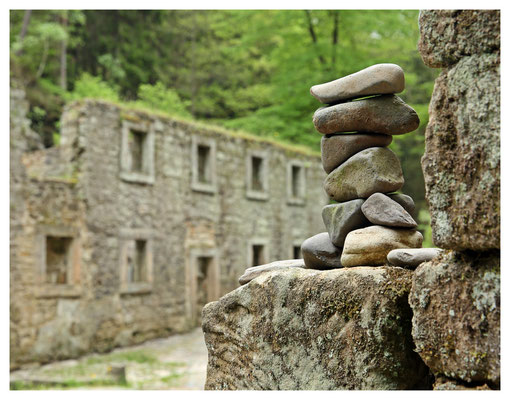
10,90 -> 326,368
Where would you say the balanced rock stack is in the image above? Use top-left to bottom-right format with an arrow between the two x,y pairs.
302,64 -> 424,269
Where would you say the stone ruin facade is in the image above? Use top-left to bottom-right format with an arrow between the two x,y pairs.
9,91 -> 326,369
202,10 -> 500,390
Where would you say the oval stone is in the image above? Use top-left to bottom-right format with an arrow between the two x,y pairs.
322,200 -> 369,247
321,133 -> 393,174
239,259 -> 305,285
313,94 -> 420,135
341,225 -> 423,267
310,63 -> 405,104
324,147 -> 404,203
301,232 -> 343,270
361,192 -> 417,228
387,248 -> 443,269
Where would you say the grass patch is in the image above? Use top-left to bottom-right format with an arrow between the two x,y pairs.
85,350 -> 158,365
10,379 -> 129,390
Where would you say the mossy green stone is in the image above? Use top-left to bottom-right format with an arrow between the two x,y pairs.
324,147 -> 404,202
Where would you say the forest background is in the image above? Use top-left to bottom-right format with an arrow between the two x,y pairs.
9,9 -> 437,246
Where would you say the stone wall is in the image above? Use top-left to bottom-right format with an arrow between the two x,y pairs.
10,96 -> 326,369
410,9 -> 500,389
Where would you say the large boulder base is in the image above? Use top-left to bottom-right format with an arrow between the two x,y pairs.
418,10 -> 500,68
313,94 -> 419,135
421,53 -> 500,250
203,267 -> 430,390
324,147 -> 404,203
310,63 -> 405,104
409,250 -> 500,387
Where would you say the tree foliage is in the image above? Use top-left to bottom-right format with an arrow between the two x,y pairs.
10,10 -> 437,232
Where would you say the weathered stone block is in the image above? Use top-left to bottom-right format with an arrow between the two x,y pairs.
409,250 -> 500,387
203,267 -> 429,390
418,10 -> 500,68
421,53 -> 500,250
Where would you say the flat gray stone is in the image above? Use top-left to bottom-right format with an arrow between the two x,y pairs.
389,193 -> 416,215
310,63 -> 405,104
361,192 -> 417,228
301,232 -> 343,270
321,133 -> 392,174
322,200 -> 369,247
324,147 -> 404,203
387,248 -> 443,268
313,94 -> 420,135
239,259 -> 305,285
341,225 -> 423,267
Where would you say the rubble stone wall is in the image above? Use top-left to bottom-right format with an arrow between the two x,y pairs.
411,9 -> 500,389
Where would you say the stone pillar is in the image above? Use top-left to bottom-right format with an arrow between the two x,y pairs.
410,10 -> 500,389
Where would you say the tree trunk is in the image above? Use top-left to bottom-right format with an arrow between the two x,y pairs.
331,11 -> 339,69
16,10 -> 32,56
304,10 -> 326,65
60,11 -> 68,90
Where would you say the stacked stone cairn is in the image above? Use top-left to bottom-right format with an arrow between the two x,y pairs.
301,63 -> 425,269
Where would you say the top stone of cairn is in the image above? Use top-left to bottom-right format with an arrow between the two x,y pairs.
310,63 -> 405,104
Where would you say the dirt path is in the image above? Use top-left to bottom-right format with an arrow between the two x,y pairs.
10,328 -> 208,390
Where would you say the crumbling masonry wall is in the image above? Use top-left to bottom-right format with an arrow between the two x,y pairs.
10,94 -> 326,369
410,9 -> 500,389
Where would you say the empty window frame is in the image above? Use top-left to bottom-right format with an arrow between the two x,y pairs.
36,226 -> 81,298
191,136 -> 217,193
120,230 -> 153,294
45,236 -> 73,284
186,249 -> 220,326
287,161 -> 306,205
246,151 -> 268,200
293,245 -> 301,260
120,120 -> 155,184
247,240 -> 269,268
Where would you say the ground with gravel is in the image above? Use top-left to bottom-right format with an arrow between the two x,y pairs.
10,328 -> 208,390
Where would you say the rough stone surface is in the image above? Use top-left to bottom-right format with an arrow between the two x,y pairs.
239,259 -> 305,285
389,193 -> 415,215
409,250 -> 500,387
418,10 -> 500,68
361,192 -> 417,228
203,267 -> 430,390
433,376 -> 491,391
310,63 -> 405,104
421,53 -> 500,250
324,147 -> 404,203
341,226 -> 423,267
313,94 -> 420,135
10,95 -> 326,369
320,133 -> 392,174
321,200 -> 369,247
300,232 -> 343,270
387,248 -> 442,268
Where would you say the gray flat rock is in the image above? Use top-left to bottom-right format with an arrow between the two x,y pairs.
313,94 -> 420,135
389,193 -> 415,215
387,248 -> 443,268
310,63 -> 405,104
301,232 -> 343,270
321,133 -> 392,174
322,200 -> 369,247
239,259 -> 305,285
341,225 -> 423,267
324,147 -> 404,203
361,192 -> 417,228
